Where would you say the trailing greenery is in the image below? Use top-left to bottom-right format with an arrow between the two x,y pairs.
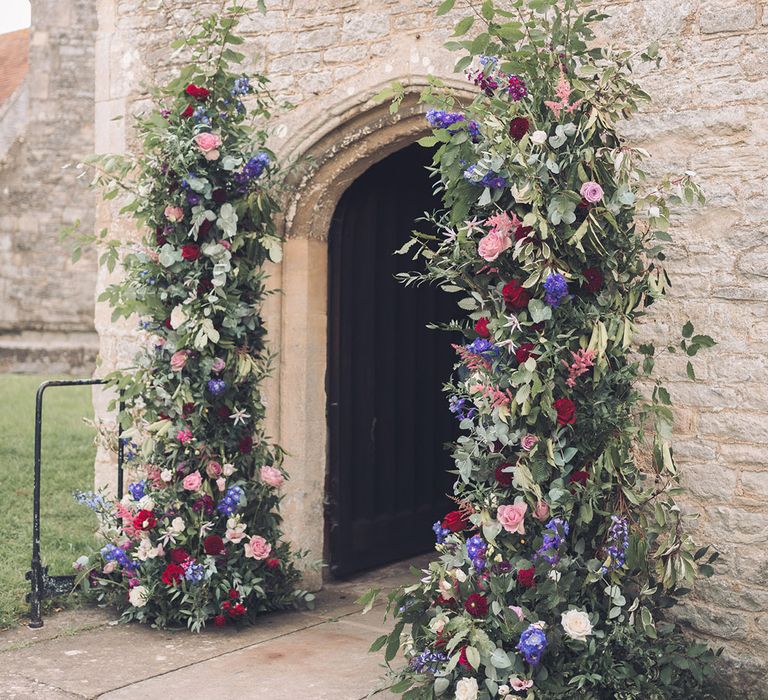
71,4 -> 311,631
368,1 -> 718,698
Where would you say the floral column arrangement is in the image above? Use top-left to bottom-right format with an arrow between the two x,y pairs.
74,7 -> 308,631
372,1 -> 718,698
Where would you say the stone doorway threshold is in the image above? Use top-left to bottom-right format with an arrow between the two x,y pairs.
0,555 -> 430,699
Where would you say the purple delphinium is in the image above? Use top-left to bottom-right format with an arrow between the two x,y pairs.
409,649 -> 448,674
508,75 -> 528,101
449,395 -> 477,421
207,378 -> 227,396
535,518 -> 570,565
600,515 -> 630,575
544,273 -> 569,307
217,485 -> 244,516
432,521 -> 451,544
466,534 -> 487,571
517,624 -> 548,665
426,109 -> 465,130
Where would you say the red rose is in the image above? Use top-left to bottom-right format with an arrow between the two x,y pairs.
169,548 -> 190,564
569,470 -> 590,486
515,343 -> 537,365
185,83 -> 210,101
509,117 -> 530,141
231,602 -> 246,617
133,509 -> 156,531
464,593 -> 489,618
435,594 -> 456,608
474,317 -> 490,338
239,435 -> 253,454
161,563 -> 185,586
213,614 -> 227,627
222,600 -> 232,611
228,588 -> 240,600
553,397 -> 576,426
458,646 -> 474,669
495,462 -> 515,487
181,244 -> 201,261
517,566 -> 536,589
181,104 -> 194,119
203,535 -> 226,556
441,510 -> 469,533
502,280 -> 530,310
266,557 -> 281,570
582,267 -> 603,293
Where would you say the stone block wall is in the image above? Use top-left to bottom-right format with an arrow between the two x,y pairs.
0,0 -> 99,374
93,0 -> 768,693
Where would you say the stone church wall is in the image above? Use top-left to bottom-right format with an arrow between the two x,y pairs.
0,0 -> 99,374
93,0 -> 768,693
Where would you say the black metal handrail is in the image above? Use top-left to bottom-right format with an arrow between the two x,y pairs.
26,379 -> 124,629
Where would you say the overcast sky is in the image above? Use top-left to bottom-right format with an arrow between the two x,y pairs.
1,1 -> 31,35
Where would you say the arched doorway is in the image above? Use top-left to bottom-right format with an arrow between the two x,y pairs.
326,144 -> 457,576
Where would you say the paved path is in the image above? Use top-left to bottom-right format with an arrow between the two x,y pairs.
0,557 -> 428,699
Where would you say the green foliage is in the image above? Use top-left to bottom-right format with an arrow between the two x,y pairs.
373,1 -> 718,697
72,3 -> 309,631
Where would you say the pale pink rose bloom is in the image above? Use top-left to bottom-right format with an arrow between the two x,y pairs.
216,477 -> 226,492
510,677 -> 534,691
220,240 -> 232,250
260,465 -> 285,488
170,349 -> 190,371
509,605 -> 524,620
211,357 -> 226,373
182,470 -> 203,491
477,230 -> 511,262
194,132 -> 222,161
206,461 -> 223,479
580,181 -> 604,203
497,502 -> 528,534
244,535 -> 272,560
164,205 -> 184,222
103,561 -> 116,574
520,434 -> 538,451
533,500 -> 550,522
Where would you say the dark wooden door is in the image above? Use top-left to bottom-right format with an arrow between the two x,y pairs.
327,144 -> 457,577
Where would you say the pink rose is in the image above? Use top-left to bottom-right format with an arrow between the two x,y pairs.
211,357 -> 226,373
177,428 -> 193,445
103,561 -> 116,574
497,502 -> 528,535
244,535 -> 272,560
520,434 -> 538,451
477,230 -> 511,262
260,465 -> 285,488
533,500 -> 550,522
510,677 -> 534,692
216,477 -> 227,492
194,132 -> 222,161
580,181 -> 604,204
206,461 -> 222,478
182,470 -> 203,491
509,605 -> 524,620
164,205 -> 184,222
220,240 -> 231,250
170,349 -> 190,371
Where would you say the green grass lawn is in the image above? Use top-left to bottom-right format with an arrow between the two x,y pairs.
0,375 -> 99,628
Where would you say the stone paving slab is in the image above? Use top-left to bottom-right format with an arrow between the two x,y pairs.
0,556 -> 427,699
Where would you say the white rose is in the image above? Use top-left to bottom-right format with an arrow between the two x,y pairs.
138,495 -> 154,511
170,304 -> 187,330
128,585 -> 148,608
561,609 -> 593,642
222,462 -> 236,476
498,685 -> 510,697
453,568 -> 468,583
531,130 -> 548,145
455,677 -> 479,700
160,469 -> 173,482
170,517 -> 185,533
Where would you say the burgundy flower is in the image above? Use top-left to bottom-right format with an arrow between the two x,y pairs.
502,280 -> 530,310
553,397 -> 576,426
495,462 -> 515,487
181,104 -> 194,119
514,223 -> 534,242
515,343 -> 537,365
182,402 -> 196,417
474,317 -> 490,338
569,470 -> 590,487
239,435 -> 253,454
212,189 -> 227,204
213,614 -> 227,627
517,566 -> 536,589
582,267 -> 603,293
442,510 -> 469,533
155,226 -> 167,246
181,244 -> 201,261
509,117 -> 530,141
169,548 -> 189,564
228,588 -> 240,600
458,646 -> 473,669
185,84 -> 210,101
198,218 -> 213,239
204,535 -> 226,556
266,557 -> 281,570
464,593 -> 489,618
193,495 -> 216,516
